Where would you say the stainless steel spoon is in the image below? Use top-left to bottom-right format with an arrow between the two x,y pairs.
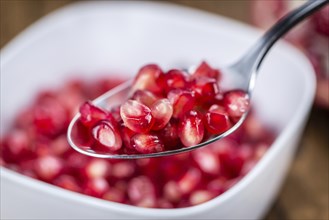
67,0 -> 328,159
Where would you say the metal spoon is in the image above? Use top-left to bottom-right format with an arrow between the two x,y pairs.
67,0 -> 328,159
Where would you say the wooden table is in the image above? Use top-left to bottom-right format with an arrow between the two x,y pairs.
1,1 -> 328,219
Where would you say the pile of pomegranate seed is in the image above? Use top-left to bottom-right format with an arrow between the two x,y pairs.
76,62 -> 250,154
0,67 -> 274,208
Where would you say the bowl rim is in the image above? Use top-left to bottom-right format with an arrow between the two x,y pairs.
0,1 -> 316,218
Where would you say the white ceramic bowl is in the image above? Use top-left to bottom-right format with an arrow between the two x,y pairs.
0,1 -> 315,219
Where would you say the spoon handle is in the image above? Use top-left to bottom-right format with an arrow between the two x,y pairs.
236,0 -> 328,93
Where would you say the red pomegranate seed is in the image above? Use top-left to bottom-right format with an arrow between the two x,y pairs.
103,188 -> 125,203
132,90 -> 158,108
83,159 -> 111,179
167,89 -> 196,119
191,76 -> 220,104
204,109 -> 231,135
54,175 -> 81,192
120,100 -> 154,133
34,155 -> 63,181
127,176 -> 156,207
3,129 -> 31,158
164,181 -> 182,202
131,133 -> 164,154
189,190 -> 214,206
79,101 -> 109,127
84,178 -> 110,197
50,135 -> 70,156
131,64 -> 163,94
178,110 -> 204,147
193,148 -> 220,175
223,90 -> 249,119
157,69 -> 189,93
111,161 -> 135,178
156,120 -> 180,149
120,124 -> 136,149
92,120 -> 122,152
177,168 -> 201,194
192,61 -> 220,80
150,98 -> 173,130
33,96 -> 68,137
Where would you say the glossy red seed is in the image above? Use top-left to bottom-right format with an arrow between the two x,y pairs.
177,168 -> 201,194
127,176 -> 156,207
83,159 -> 111,179
191,76 -> 220,104
157,69 -> 189,93
79,101 -> 109,127
54,175 -> 81,192
120,125 -> 136,149
192,61 -> 220,80
156,120 -> 180,149
120,100 -> 153,133
205,110 -> 231,135
132,90 -> 158,108
84,178 -> 110,197
178,110 -> 204,147
151,98 -> 173,130
131,133 -> 164,154
223,90 -> 249,119
50,135 -> 70,156
167,89 -> 196,119
164,181 -> 182,202
131,64 -> 163,94
34,155 -> 63,181
4,129 -> 31,158
189,190 -> 214,206
193,148 -> 220,175
111,161 -> 135,178
92,120 -> 122,152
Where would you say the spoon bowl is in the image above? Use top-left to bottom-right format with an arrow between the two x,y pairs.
67,0 -> 327,159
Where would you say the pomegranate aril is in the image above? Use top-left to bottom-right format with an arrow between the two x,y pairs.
111,161 -> 135,178
178,110 -> 205,147
3,129 -> 31,158
79,101 -> 109,127
120,125 -> 136,149
167,89 -> 196,119
50,135 -> 70,156
177,168 -> 201,194
189,190 -> 214,206
92,120 -> 122,152
191,76 -> 220,104
132,90 -> 158,108
103,188 -> 125,203
34,155 -> 63,181
156,120 -> 180,149
164,181 -> 182,202
193,148 -> 220,175
157,69 -> 189,93
223,90 -> 249,119
192,61 -> 220,80
127,176 -> 156,207
120,100 -> 153,133
131,133 -> 164,154
205,110 -> 231,135
84,178 -> 110,197
131,64 -> 163,94
54,175 -> 81,192
83,158 -> 111,179
150,98 -> 173,130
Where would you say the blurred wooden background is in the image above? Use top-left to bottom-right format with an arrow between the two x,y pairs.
1,1 -> 328,220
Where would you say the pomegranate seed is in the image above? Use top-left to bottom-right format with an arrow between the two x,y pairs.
191,76 -> 220,104
103,188 -> 125,203
84,178 -> 110,197
54,175 -> 81,192
150,98 -> 173,130
120,100 -> 153,133
92,120 -> 122,152
120,124 -> 136,149
193,148 -> 220,175
177,168 -> 201,194
111,161 -> 135,178
50,135 -> 70,156
127,176 -> 156,207
132,90 -> 158,108
157,199 -> 174,208
3,129 -> 31,158
132,64 -> 163,94
192,61 -> 220,80
33,96 -> 68,137
156,120 -> 180,149
167,89 -> 196,119
178,110 -> 204,147
79,101 -> 109,127
157,69 -> 189,93
223,90 -> 249,119
83,159 -> 111,179
131,133 -> 164,154
34,155 -> 63,181
164,181 -> 182,202
189,190 -> 214,206
204,109 -> 231,135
